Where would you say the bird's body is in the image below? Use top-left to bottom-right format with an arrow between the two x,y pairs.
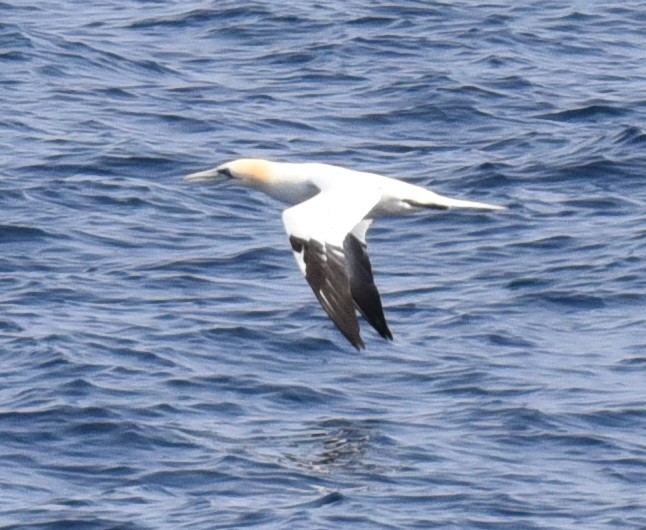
185,159 -> 504,349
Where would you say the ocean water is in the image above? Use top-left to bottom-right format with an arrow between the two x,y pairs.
1,1 -> 645,528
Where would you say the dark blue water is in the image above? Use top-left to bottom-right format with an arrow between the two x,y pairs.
2,2 -> 645,528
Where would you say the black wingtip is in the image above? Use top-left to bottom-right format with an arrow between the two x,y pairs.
370,315 -> 393,342
351,336 -> 366,351
292,235 -> 366,352
343,233 -> 393,344
334,317 -> 365,351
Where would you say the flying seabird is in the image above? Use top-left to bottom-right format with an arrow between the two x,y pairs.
185,159 -> 504,350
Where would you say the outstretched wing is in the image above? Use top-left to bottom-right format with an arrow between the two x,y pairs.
345,222 -> 392,342
282,189 -> 391,349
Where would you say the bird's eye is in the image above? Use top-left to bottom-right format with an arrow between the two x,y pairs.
219,167 -> 233,178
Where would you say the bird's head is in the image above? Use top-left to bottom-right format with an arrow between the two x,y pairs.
184,158 -> 274,187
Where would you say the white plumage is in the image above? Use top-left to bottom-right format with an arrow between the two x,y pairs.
185,158 -> 504,349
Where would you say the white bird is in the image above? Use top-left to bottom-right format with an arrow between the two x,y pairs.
185,159 -> 504,350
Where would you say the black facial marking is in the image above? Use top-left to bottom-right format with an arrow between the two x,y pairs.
218,167 -> 233,178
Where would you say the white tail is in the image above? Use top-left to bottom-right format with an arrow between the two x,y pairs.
415,188 -> 506,211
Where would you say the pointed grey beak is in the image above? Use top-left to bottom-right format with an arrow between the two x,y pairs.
184,167 -> 230,184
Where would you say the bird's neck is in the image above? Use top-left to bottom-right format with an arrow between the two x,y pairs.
252,172 -> 320,205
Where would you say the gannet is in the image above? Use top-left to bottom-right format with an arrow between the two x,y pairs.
185,159 -> 504,350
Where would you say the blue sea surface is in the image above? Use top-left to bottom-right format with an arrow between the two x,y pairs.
1,1 -> 645,528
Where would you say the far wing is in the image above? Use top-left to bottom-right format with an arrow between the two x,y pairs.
282,189 -> 389,349
344,225 -> 392,341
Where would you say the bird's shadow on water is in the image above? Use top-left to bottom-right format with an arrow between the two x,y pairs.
258,417 -> 391,476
